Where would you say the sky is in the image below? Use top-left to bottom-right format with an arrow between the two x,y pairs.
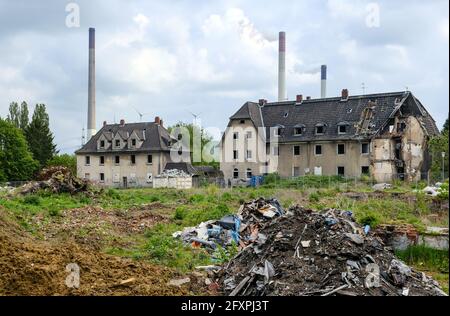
0,0 -> 448,153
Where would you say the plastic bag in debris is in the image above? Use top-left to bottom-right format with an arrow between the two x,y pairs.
251,260 -> 275,284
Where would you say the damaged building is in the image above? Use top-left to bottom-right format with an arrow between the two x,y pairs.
220,90 -> 439,183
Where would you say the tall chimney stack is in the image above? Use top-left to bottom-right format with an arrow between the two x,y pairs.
321,65 -> 327,98
87,28 -> 96,141
278,31 -> 286,102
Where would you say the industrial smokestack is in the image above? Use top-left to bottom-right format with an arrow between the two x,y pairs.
87,28 -> 96,141
321,65 -> 327,99
278,31 -> 286,102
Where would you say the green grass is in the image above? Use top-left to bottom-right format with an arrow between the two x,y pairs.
396,245 -> 449,294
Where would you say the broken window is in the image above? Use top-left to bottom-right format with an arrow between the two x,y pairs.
130,155 -> 136,165
85,156 -> 90,165
147,155 -> 153,164
240,120 -> 245,124
361,166 -> 370,175
316,126 -> 324,135
115,156 -> 120,165
315,145 -> 322,155
233,168 -> 239,179
100,140 -> 105,148
337,167 -> 345,176
337,144 -> 345,155
131,139 -> 136,147
100,173 -> 105,182
115,139 -> 120,147
275,128 -> 282,136
294,127 -> 304,136
99,156 -> 105,165
293,145 -> 300,156
397,122 -> 407,133
339,125 -> 347,134
233,132 -> 239,140
233,150 -> 238,160
361,143 -> 369,155
246,168 -> 252,179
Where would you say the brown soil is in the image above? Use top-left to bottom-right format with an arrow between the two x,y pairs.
0,211 -> 205,296
32,205 -> 170,250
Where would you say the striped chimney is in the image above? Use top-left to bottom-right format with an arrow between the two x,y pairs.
321,65 -> 327,99
278,31 -> 286,102
87,28 -> 96,141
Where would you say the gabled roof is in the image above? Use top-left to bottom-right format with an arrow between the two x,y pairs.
76,122 -> 173,154
228,91 -> 439,142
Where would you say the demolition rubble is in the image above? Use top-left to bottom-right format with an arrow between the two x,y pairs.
15,167 -> 96,196
174,198 -> 446,296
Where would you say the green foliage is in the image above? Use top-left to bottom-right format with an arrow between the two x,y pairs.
47,154 -> 76,174
437,182 -> 449,201
0,118 -> 39,181
189,194 -> 205,203
429,131 -> 449,181
212,242 -> 239,264
262,173 -> 281,185
309,192 -> 320,202
23,195 -> 42,206
25,104 -> 58,168
396,245 -> 449,273
173,206 -> 187,220
106,188 -> 121,199
167,122 -> 218,167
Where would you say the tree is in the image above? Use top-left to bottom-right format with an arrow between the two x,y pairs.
168,122 -> 218,167
47,154 -> 77,174
6,101 -> 29,130
6,102 -> 20,128
19,101 -> 29,130
25,104 -> 58,168
429,129 -> 449,181
442,117 -> 449,134
0,118 -> 38,182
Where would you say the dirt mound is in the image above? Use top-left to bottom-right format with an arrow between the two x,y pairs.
218,205 -> 446,296
0,212 -> 202,296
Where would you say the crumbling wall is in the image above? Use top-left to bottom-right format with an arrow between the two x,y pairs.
401,116 -> 426,182
371,138 -> 396,183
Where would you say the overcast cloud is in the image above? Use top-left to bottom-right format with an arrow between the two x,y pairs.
0,0 -> 448,153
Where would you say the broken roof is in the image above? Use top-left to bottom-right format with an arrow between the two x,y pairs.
76,122 -> 174,154
229,91 -> 439,142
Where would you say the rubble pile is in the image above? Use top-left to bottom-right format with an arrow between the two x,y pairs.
159,169 -> 191,178
217,204 -> 446,296
17,166 -> 94,195
173,198 -> 284,252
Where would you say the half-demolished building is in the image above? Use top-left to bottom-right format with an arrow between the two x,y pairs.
220,90 -> 440,183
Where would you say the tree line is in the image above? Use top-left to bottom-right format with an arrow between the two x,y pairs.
0,102 -> 75,183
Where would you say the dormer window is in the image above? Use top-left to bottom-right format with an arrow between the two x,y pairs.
338,122 -> 350,134
115,139 -> 120,147
131,139 -> 136,147
315,124 -> 326,135
274,125 -> 285,137
100,140 -> 105,148
294,124 -> 305,136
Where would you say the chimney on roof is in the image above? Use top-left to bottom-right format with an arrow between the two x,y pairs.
87,27 -> 96,141
278,31 -> 286,102
160,119 -> 164,127
341,89 -> 349,101
103,120 -> 107,127
321,65 -> 327,98
120,119 -> 125,126
259,99 -> 267,106
296,95 -> 303,104
155,116 -> 161,125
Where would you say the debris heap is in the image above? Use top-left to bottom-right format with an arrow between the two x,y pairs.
17,166 -> 94,195
217,203 -> 446,296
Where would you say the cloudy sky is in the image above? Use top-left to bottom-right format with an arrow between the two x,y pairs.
0,0 -> 448,153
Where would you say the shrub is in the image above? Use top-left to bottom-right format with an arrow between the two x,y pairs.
309,192 -> 320,202
106,188 -> 121,200
23,195 -> 42,205
48,208 -> 60,217
189,194 -> 205,203
173,207 -> 187,220
263,173 -> 281,185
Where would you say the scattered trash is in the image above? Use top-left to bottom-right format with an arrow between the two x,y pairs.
217,204 -> 446,296
423,186 -> 439,197
372,183 -> 392,191
173,198 -> 284,252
